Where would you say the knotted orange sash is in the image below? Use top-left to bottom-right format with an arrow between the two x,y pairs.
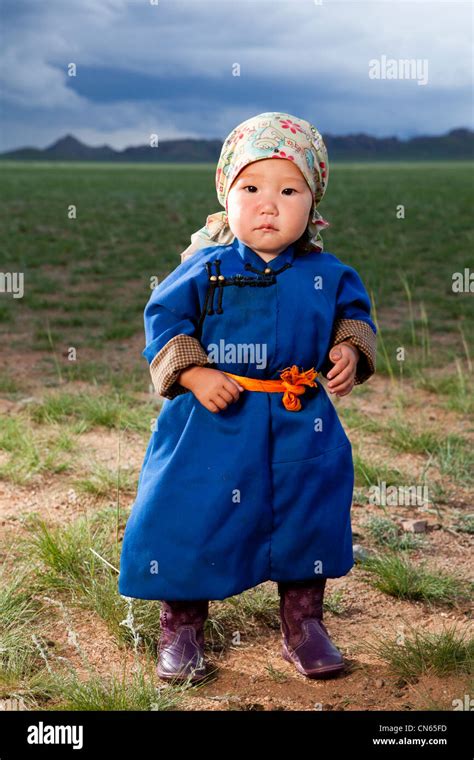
222,365 -> 319,412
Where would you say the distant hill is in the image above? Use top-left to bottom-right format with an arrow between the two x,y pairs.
1,128 -> 473,162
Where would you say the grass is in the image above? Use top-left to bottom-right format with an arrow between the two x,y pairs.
61,360 -> 149,393
453,512 -> 474,534
382,423 -> 473,486
363,622 -> 473,683
0,371 -> 20,394
414,363 -> 474,415
361,515 -> 425,551
353,450 -> 405,489
0,390 -> 157,486
29,390 -> 152,432
0,416 -> 76,484
382,421 -> 441,455
435,436 -> 474,486
20,512 -> 163,653
74,461 -> 137,497
337,407 -> 384,434
0,569 -> 63,709
47,665 -> 185,711
0,569 -> 45,688
360,551 -> 472,606
323,589 -> 346,615
344,405 -> 472,494
369,259 -> 472,394
1,521 -> 282,708
343,400 -> 473,487
0,569 -> 187,710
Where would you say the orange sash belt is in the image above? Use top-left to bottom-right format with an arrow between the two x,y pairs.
222,365 -> 319,412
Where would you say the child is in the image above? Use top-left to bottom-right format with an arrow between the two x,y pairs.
118,112 -> 377,683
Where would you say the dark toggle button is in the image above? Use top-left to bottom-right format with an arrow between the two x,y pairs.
243,260 -> 283,278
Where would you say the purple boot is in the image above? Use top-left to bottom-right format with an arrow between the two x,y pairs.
156,599 -> 209,683
277,577 -> 345,678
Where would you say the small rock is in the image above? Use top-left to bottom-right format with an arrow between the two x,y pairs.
401,519 -> 427,534
375,678 -> 385,688
353,544 -> 370,562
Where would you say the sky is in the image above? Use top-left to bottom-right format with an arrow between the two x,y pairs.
0,0 -> 472,152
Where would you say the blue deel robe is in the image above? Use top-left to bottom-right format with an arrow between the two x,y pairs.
118,236 -> 376,601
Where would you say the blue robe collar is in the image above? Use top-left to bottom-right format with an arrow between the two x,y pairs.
232,236 -> 295,270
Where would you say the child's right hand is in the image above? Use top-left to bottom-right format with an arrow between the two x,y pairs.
177,366 -> 245,413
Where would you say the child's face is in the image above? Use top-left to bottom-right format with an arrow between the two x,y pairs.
226,158 -> 313,260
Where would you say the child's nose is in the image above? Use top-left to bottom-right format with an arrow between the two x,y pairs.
259,196 -> 279,211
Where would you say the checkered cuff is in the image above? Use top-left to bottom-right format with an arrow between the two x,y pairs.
149,334 -> 211,399
328,318 -> 377,385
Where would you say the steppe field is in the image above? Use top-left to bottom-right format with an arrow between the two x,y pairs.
0,160 -> 472,711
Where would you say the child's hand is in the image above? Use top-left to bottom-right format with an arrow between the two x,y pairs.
177,365 -> 245,413
326,342 -> 360,397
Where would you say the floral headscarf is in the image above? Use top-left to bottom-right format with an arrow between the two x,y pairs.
180,111 -> 330,262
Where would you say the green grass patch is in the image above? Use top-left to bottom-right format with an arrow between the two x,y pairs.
20,511 -> 162,653
353,451 -> 405,489
363,623 -> 473,683
29,390 -> 153,432
360,551 -> 471,606
362,515 -> 425,551
0,416 -> 76,484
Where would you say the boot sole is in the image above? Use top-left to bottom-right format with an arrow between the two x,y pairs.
156,664 -> 209,684
282,642 -> 345,678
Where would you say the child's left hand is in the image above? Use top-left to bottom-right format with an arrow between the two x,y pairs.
326,342 -> 360,397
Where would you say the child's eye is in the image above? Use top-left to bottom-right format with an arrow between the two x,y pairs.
243,186 -> 297,195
